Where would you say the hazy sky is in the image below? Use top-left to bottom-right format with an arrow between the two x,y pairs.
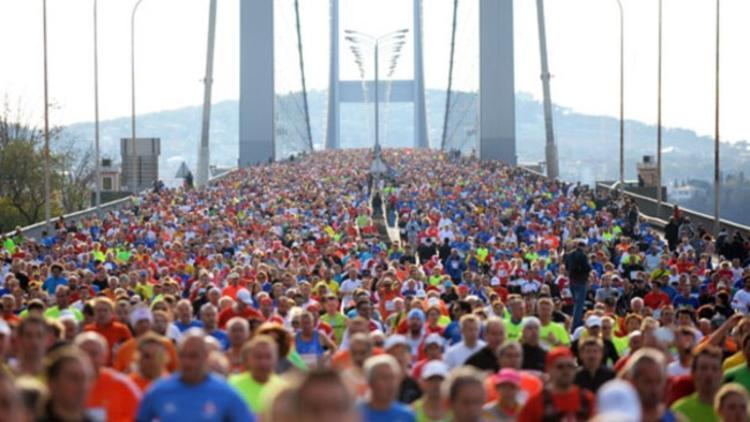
1,0 -> 749,143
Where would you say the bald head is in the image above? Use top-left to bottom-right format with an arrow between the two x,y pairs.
74,332 -> 108,372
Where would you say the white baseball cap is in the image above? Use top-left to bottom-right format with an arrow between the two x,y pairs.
421,360 -> 449,380
384,334 -> 409,351
596,379 -> 641,422
586,315 -> 602,328
236,289 -> 254,305
424,333 -> 444,348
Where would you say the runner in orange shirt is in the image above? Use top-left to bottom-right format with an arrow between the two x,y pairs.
75,332 -> 141,422
83,298 -> 132,365
128,333 -> 168,392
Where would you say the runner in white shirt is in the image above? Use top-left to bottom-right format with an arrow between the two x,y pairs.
444,315 -> 486,369
339,268 -> 362,307
732,277 -> 750,314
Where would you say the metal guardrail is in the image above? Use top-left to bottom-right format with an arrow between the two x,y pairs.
8,167 -> 239,241
514,165 -> 750,238
596,182 -> 750,238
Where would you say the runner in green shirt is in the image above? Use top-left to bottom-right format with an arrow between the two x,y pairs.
228,336 -> 286,414
320,295 -> 348,344
504,297 -> 525,342
671,393 -> 718,422
413,361 -> 451,422
537,298 -> 570,349
673,346 -> 724,422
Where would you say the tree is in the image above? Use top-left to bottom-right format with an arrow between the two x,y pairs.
0,100 -> 93,232
0,139 -> 52,227
56,137 -> 95,214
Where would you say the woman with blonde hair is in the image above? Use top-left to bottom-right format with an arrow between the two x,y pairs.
714,383 -> 749,422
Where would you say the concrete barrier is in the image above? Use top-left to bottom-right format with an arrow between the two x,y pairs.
596,182 -> 750,238
7,168 -> 239,241
514,164 -> 750,238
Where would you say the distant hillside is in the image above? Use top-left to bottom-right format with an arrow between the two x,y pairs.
63,90 -> 750,212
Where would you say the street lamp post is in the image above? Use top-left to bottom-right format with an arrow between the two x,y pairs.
93,0 -> 101,212
130,0 -> 146,195
616,0 -> 625,194
42,0 -> 51,232
345,29 -> 408,149
713,0 -> 721,233
656,0 -> 663,217
374,42 -> 380,148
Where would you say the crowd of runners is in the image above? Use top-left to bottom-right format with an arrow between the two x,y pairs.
0,148 -> 749,421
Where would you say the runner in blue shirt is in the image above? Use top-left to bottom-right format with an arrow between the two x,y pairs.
136,330 -> 255,422
358,355 -> 416,422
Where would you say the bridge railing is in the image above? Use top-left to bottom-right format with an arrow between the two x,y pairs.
514,164 -> 750,238
595,182 -> 750,238
7,168 -> 239,241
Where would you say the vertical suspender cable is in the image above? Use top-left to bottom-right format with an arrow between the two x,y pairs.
294,0 -> 314,152
441,0 -> 458,151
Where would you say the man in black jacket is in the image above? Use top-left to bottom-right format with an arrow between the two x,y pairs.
574,337 -> 614,393
465,317 -> 506,372
564,240 -> 592,330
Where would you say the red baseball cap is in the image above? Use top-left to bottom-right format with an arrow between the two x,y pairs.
545,346 -> 575,368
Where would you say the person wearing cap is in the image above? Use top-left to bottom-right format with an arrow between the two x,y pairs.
574,337 -> 614,394
404,308 -> 427,357
520,317 -> 547,372
444,315 -> 486,370
114,306 -> 179,373
595,379 -> 642,422
217,288 -> 263,329
384,334 -> 422,405
465,317 -> 505,372
412,361 -> 450,422
412,333 -> 444,380
519,346 -> 595,421
571,315 -> 619,367
358,354 -> 416,422
482,368 -> 522,421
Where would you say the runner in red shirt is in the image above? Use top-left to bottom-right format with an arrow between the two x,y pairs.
519,347 -> 595,421
217,289 -> 263,329
644,280 -> 671,310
